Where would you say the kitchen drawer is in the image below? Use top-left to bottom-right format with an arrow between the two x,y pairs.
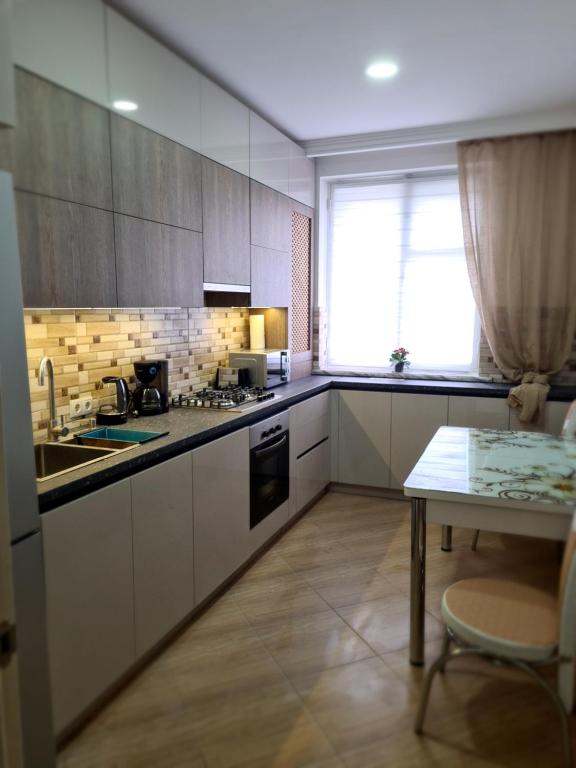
296,438 -> 330,513
290,392 -> 330,458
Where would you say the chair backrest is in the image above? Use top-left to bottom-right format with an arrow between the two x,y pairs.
559,511 -> 576,657
561,401 -> 576,438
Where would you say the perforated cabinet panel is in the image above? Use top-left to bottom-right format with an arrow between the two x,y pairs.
291,211 -> 311,353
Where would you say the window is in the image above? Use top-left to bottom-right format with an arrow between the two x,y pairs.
325,173 -> 479,373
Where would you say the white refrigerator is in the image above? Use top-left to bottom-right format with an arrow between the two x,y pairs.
0,170 -> 55,766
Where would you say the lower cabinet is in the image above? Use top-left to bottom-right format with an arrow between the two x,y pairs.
509,400 -> 570,435
337,390 -> 392,487
41,480 -> 134,733
192,429 -> 250,604
131,453 -> 194,658
295,438 -> 330,513
290,392 -> 331,516
390,393 -> 448,489
448,395 -> 510,430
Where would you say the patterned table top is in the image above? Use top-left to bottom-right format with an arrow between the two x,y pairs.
404,427 -> 576,510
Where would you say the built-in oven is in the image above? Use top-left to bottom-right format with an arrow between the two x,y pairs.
249,411 -> 289,529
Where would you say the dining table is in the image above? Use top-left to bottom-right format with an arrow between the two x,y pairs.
404,426 -> 576,669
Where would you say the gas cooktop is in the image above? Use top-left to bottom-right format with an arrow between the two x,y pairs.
171,386 -> 280,412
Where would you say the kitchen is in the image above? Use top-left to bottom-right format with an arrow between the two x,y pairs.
0,1 -> 576,767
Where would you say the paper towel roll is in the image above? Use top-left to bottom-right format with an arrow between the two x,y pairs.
249,314 -> 265,350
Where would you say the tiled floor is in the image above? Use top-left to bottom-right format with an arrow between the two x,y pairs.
59,492 -> 572,767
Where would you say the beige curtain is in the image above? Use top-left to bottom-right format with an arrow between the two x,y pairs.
458,131 -> 576,422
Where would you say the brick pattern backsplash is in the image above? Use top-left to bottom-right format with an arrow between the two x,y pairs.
25,307 -> 250,443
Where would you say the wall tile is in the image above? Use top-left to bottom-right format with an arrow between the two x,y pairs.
25,307 -> 250,442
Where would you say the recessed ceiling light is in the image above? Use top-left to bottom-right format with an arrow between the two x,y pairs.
113,99 -> 139,112
365,61 -> 399,80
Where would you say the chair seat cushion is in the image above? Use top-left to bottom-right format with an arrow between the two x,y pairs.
442,577 -> 558,662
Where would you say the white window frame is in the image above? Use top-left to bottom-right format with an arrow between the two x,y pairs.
323,170 -> 480,376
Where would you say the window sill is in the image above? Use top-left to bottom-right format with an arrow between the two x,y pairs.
315,368 -> 503,384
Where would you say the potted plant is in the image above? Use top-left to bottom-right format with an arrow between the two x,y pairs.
390,347 -> 410,373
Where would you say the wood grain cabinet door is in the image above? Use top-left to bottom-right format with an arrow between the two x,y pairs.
115,214 -> 203,307
17,191 -> 116,307
10,69 -> 112,209
111,114 -> 202,232
250,245 -> 290,307
250,179 -> 291,252
202,158 -> 250,286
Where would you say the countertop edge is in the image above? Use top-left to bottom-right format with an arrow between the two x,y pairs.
37,375 -> 576,513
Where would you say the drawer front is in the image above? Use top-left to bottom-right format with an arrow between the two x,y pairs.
291,392 -> 330,458
296,438 -> 330,513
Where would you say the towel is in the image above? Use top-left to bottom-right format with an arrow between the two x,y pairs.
507,372 -> 550,424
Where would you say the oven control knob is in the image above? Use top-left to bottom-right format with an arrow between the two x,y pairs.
261,430 -> 269,439
274,425 -> 282,432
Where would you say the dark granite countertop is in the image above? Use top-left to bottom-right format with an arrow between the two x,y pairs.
37,374 -> 575,512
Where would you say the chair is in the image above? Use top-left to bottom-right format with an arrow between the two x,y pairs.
416,510 -> 576,767
471,399 -> 576,551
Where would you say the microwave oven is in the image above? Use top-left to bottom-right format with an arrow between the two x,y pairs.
228,349 -> 290,389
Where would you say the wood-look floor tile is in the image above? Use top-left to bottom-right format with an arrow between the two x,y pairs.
337,598 -> 444,655
253,609 -> 375,679
59,492 -> 568,768
181,689 -> 337,768
340,730 -> 498,768
292,657 -> 415,753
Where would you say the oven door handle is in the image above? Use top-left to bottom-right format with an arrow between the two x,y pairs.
252,433 -> 287,458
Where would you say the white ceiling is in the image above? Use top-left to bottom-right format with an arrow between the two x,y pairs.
110,0 -> 576,144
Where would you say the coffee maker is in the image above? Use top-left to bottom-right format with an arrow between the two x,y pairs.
132,360 -> 169,415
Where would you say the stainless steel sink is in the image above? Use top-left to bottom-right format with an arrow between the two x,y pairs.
35,442 -> 119,482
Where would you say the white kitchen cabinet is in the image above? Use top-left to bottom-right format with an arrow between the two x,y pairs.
12,0 -> 108,106
509,400 -> 570,435
0,0 -> 15,126
200,75 -> 249,176
289,392 -> 331,517
192,429 -> 250,604
106,7 -> 201,151
390,393 -> 449,489
290,392 -> 330,459
338,390 -> 392,488
448,395 -> 510,430
249,112 -> 290,195
295,438 -> 331,514
131,453 -> 194,658
288,141 -> 315,207
41,480 -> 134,733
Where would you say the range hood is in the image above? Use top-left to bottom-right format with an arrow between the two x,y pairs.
203,282 -> 250,293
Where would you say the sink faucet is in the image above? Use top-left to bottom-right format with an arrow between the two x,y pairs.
38,356 -> 69,442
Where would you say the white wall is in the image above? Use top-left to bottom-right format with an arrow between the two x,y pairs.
315,142 -> 457,181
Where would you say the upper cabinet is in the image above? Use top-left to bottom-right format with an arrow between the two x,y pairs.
9,69 -> 113,209
115,214 -> 203,308
250,180 -> 291,253
17,192 -> 116,308
11,0 -> 108,107
111,114 -> 202,232
289,141 -> 315,208
200,76 -> 249,176
249,112 -> 290,195
106,7 -> 201,152
0,0 -> 15,126
202,158 -> 250,287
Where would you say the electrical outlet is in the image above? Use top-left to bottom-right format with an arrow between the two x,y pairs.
69,396 -> 93,418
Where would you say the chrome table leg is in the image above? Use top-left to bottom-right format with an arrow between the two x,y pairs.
441,524 -> 453,552
410,497 -> 426,666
